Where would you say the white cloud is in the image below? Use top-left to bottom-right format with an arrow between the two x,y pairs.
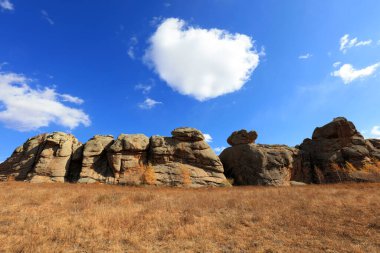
213,146 -> 226,154
127,36 -> 138,60
331,62 -> 380,84
298,53 -> 312,60
41,10 -> 54,25
333,61 -> 342,68
0,71 -> 90,131
0,62 -> 8,69
203,133 -> 212,143
135,83 -> 152,94
339,34 -> 372,53
0,0 -> 13,11
371,126 -> 380,137
144,18 -> 260,101
59,94 -> 84,105
138,98 -> 162,109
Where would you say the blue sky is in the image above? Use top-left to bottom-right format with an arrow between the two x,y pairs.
1,0 -> 380,160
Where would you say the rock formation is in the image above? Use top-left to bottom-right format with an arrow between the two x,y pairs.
0,128 -> 229,187
79,135 -> 115,184
221,117 -> 380,186
1,117 -> 379,187
294,117 -> 380,183
107,134 -> 149,185
149,127 -> 227,186
28,132 -> 81,183
220,131 -> 300,186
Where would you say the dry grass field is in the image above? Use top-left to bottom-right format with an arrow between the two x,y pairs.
0,183 -> 379,253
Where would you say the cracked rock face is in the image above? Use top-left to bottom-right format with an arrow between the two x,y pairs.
28,132 -> 81,183
149,128 -> 227,187
220,142 -> 300,186
79,135 -> 115,184
0,133 -> 47,181
107,134 -> 149,185
295,117 -> 380,183
0,127 -> 228,187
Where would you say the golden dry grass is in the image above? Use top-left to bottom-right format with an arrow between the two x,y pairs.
0,183 -> 379,253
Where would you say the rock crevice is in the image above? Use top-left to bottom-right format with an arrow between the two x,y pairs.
0,128 -> 228,187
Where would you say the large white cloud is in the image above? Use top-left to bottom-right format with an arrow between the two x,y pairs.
0,72 -> 90,131
331,62 -> 380,84
144,18 -> 260,101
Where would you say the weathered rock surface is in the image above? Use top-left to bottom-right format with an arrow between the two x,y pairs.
0,127 -> 228,187
0,133 -> 47,181
107,134 -> 149,185
220,117 -> 380,186
227,130 -> 258,146
295,117 -> 380,183
149,128 -> 227,187
79,135 -> 115,184
220,132 -> 300,186
28,132 -> 81,183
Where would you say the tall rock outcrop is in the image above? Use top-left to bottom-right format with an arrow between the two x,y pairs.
0,132 -> 81,183
220,130 -> 299,186
0,128 -> 228,187
0,133 -> 47,181
28,132 -> 81,183
295,117 -> 380,183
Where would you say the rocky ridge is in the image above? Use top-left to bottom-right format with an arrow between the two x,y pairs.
1,117 -> 379,187
0,128 -> 228,187
220,117 -> 380,185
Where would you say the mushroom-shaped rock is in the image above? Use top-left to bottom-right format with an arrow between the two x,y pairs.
227,130 -> 258,146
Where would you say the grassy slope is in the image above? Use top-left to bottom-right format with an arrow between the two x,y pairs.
0,182 -> 379,253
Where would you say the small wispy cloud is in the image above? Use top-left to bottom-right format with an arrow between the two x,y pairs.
138,98 -> 162,109
298,53 -> 312,60
164,2 -> 171,7
0,0 -> 14,11
59,94 -> 84,105
339,34 -> 372,53
135,83 -> 152,94
127,36 -> 138,59
41,10 -> 54,25
0,62 -> 8,69
331,62 -> 380,84
333,61 -> 342,68
203,133 -> 212,143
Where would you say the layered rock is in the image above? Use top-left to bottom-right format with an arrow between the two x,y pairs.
149,128 -> 227,187
295,117 -> 380,183
0,133 -> 47,181
28,132 -> 81,183
107,134 -> 149,185
0,127 -> 228,187
79,135 -> 115,184
220,131 -> 300,186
